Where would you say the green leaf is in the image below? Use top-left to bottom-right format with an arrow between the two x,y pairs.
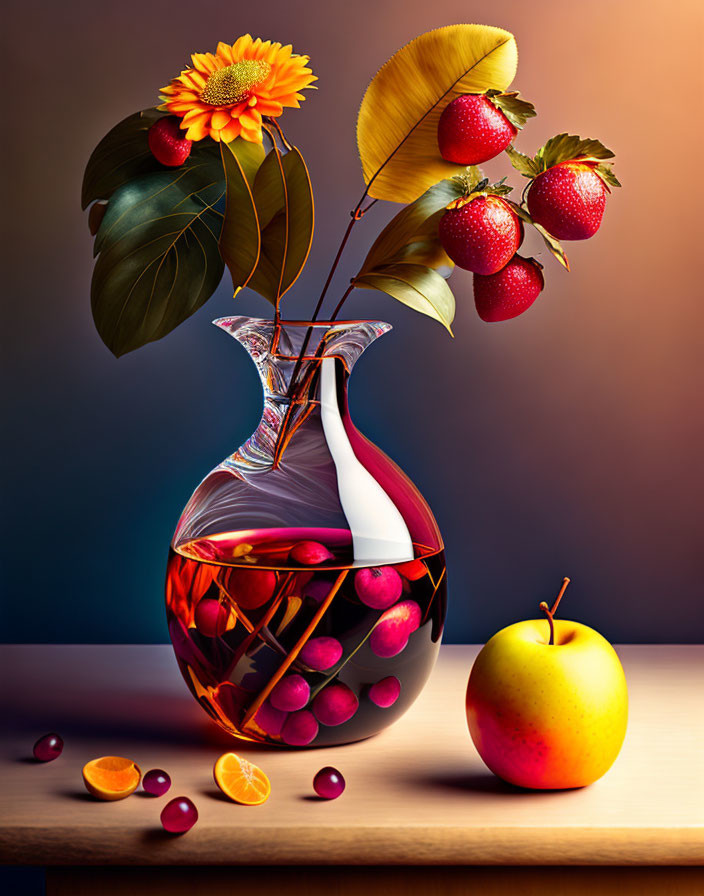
247,145 -> 314,305
487,90 -> 536,128
91,157 -> 225,356
537,133 -> 615,171
219,140 -> 265,294
505,144 -> 540,178
507,200 -> 570,271
82,109 -> 165,209
360,177 -> 466,274
355,263 -> 455,334
595,164 -> 622,189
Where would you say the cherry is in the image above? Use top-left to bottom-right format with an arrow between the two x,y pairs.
194,598 -> 229,638
253,700 -> 287,737
299,636 -> 342,671
160,796 -> 198,833
368,676 -> 401,708
290,541 -> 334,565
354,567 -> 402,609
143,769 -> 171,796
33,732 -> 63,762
313,767 -> 346,799
369,600 -> 422,657
313,683 -> 359,726
270,674 -> 310,712
281,709 -> 319,746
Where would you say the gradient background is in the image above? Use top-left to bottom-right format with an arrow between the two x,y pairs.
3,0 -> 703,645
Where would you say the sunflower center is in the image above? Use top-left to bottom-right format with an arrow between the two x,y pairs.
200,60 -> 272,106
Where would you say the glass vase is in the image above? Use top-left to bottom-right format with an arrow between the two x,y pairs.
165,317 -> 447,747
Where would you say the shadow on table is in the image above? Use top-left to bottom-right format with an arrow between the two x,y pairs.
409,768 -> 570,797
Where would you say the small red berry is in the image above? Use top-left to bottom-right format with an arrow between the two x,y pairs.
148,117 -> 192,167
473,255 -> 544,323
438,95 -> 516,165
439,196 -> 522,275
527,162 -> 607,240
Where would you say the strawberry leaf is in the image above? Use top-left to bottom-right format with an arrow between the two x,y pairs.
537,133 -> 615,171
505,145 -> 540,178
486,90 -> 536,128
506,200 -> 570,271
595,163 -> 621,189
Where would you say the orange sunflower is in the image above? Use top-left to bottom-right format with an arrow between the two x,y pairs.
159,35 -> 316,144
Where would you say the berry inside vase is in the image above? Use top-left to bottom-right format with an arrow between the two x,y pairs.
166,318 -> 447,747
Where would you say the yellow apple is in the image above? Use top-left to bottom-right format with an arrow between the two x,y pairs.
466,579 -> 628,789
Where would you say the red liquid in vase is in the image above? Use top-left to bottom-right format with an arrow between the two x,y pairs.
166,528 -> 446,746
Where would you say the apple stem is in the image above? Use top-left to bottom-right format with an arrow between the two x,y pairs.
539,577 -> 571,646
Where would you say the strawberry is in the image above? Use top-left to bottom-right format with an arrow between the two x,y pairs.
439,195 -> 522,275
527,161 -> 606,240
507,135 -> 620,242
438,91 -> 535,165
148,116 -> 192,167
473,255 -> 544,323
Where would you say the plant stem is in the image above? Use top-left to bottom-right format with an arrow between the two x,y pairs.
285,192 -> 377,397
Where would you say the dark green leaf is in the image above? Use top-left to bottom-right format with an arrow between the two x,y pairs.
82,109 -> 168,209
91,157 -> 225,356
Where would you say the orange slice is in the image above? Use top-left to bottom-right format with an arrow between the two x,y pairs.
82,755 -> 141,801
214,752 -> 271,805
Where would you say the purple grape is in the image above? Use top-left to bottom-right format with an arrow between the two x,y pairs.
354,566 -> 402,609
143,769 -> 171,796
299,636 -> 342,671
270,674 -> 310,712
253,699 -> 287,737
33,732 -> 63,762
161,796 -> 198,833
281,709 -> 319,746
368,676 -> 401,708
313,683 -> 359,726
313,766 -> 345,799
369,600 -> 421,657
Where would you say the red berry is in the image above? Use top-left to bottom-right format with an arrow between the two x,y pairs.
439,196 -> 522,274
438,95 -> 516,165
473,255 -> 544,323
148,117 -> 192,167
313,683 -> 359,726
289,541 -> 334,565
527,162 -> 607,240
354,566 -> 402,609
225,567 -> 277,610
281,709 -> 319,746
160,796 -> 198,833
194,597 -> 229,638
369,600 -> 422,658
368,676 -> 401,708
143,769 -> 171,796
313,767 -> 345,799
299,636 -> 343,671
33,732 -> 63,762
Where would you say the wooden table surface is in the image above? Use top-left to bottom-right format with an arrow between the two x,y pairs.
1,645 -> 702,867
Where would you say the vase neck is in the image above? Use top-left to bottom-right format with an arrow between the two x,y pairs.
214,317 -> 391,403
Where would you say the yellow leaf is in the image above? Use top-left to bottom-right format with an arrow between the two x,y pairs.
355,264 -> 455,334
357,24 -> 518,204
